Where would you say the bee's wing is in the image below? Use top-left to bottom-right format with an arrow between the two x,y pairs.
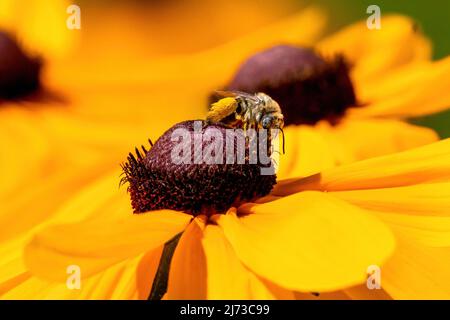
214,90 -> 259,103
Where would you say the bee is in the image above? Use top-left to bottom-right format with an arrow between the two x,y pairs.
206,90 -> 285,153
206,90 -> 285,154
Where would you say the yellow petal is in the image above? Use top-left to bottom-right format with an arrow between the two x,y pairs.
0,167 -> 135,247
273,139 -> 450,195
0,108 -> 50,199
343,285 -> 391,300
351,57 -> 450,118
202,224 -> 294,299
77,249 -> 162,300
295,290 -> 351,300
382,236 -> 450,299
24,211 -> 191,282
277,125 -> 347,179
318,118 -> 438,161
0,236 -> 29,294
295,287 -> 391,300
331,183 -> 450,217
48,171 -> 130,224
217,192 -> 395,292
166,217 -> 207,299
2,249 -> 160,300
318,15 -> 431,83
333,183 -> 450,247
1,230 -> 163,299
2,277 -> 75,300
375,212 -> 450,248
328,182 -> 450,298
0,166 -> 121,243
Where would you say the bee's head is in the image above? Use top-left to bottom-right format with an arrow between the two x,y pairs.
261,113 -> 284,129
255,93 -> 284,129
261,113 -> 285,154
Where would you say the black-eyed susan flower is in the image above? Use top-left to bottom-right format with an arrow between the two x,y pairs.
211,15 -> 450,179
2,133 -> 447,300
0,2 -> 449,301
76,14 -> 446,179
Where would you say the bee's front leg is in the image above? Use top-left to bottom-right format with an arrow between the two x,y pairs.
242,121 -> 248,133
202,120 -> 212,130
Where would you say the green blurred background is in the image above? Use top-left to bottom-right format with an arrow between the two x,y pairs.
310,0 -> 450,137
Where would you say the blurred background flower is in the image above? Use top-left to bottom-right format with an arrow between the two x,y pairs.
0,0 -> 76,58
312,0 -> 450,138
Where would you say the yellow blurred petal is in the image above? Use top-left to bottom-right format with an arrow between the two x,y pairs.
166,217 -> 207,300
61,0 -> 303,62
0,236 -> 29,294
0,165 -> 133,246
0,0 -> 76,58
0,108 -> 50,199
351,57 -> 450,118
0,166 -> 121,243
24,211 -> 191,282
48,171 -> 131,224
2,170 -> 132,242
382,236 -> 450,299
273,139 -> 450,195
202,224 -> 294,299
318,15 -> 431,83
35,86 -> 204,136
217,192 -> 395,292
318,118 -> 438,161
52,7 -> 325,88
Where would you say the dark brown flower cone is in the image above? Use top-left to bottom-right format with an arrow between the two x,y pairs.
122,120 -> 277,216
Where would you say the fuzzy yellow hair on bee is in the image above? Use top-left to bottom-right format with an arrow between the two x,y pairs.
206,97 -> 239,124
206,90 -> 285,152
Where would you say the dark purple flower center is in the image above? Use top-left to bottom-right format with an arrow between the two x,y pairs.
122,120 -> 276,216
214,45 -> 357,125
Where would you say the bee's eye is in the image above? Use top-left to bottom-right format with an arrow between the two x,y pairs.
261,116 -> 272,129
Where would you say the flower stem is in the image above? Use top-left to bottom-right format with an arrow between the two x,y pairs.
148,232 -> 183,300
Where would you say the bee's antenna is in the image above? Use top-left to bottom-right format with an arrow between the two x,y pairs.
279,128 -> 285,154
